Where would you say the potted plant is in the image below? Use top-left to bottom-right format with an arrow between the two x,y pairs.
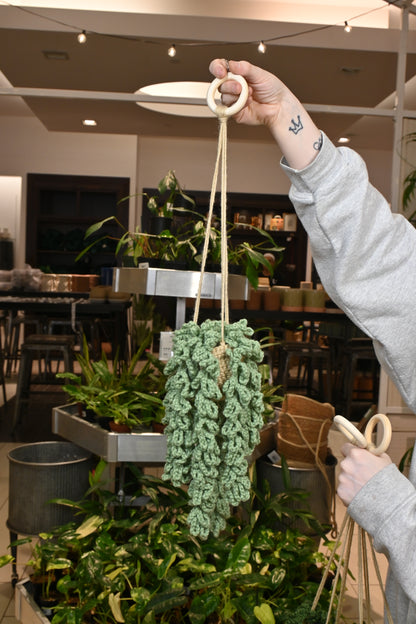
57,336 -> 165,432
10,460 -> 335,624
25,534 -> 72,616
143,169 -> 196,234
227,224 -> 285,289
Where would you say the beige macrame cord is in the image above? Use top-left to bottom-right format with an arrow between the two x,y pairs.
194,71 -> 249,342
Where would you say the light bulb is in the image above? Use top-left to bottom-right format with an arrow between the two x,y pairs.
168,44 -> 176,58
258,41 -> 266,54
344,21 -> 351,33
77,31 -> 87,44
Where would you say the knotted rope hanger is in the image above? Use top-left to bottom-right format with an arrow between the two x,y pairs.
161,72 -> 266,539
193,71 -> 249,337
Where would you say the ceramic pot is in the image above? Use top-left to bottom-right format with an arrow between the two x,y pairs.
281,288 -> 303,311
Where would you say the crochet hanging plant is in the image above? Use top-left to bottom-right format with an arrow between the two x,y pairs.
162,318 -> 265,539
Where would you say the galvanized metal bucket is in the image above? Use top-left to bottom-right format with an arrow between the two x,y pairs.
256,456 -> 337,536
8,441 -> 93,535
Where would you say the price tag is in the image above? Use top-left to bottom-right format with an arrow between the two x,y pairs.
159,331 -> 174,361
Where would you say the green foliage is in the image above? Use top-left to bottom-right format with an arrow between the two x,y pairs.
227,225 -> 285,290
399,443 -> 414,473
75,204 -> 284,288
401,132 -> 416,222
57,335 -> 165,427
17,461 -> 336,624
144,169 -> 196,217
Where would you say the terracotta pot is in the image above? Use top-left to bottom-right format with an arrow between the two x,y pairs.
109,421 -> 131,433
152,421 -> 166,433
264,289 -> 281,311
246,288 -> 263,310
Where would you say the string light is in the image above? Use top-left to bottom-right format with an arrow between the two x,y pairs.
6,0 -> 399,55
77,30 -> 87,44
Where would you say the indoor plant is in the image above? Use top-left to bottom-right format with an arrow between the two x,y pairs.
189,217 -> 285,288
77,202 -> 283,288
57,336 -> 165,431
10,461 -> 335,624
143,169 -> 196,218
76,214 -> 198,269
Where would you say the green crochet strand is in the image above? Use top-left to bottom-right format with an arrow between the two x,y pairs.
162,318 -> 264,539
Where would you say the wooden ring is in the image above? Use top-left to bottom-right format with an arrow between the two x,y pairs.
206,73 -> 249,118
364,413 -> 392,455
334,415 -> 367,448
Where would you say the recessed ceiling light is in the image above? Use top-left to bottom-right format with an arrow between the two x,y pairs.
338,136 -> 350,144
82,119 -> 97,126
341,67 -> 361,74
43,50 -> 69,61
136,82 -> 219,118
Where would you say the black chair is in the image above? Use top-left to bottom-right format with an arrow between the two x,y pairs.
12,334 -> 75,434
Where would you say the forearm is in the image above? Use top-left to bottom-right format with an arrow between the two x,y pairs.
209,59 -> 321,170
269,94 -> 322,170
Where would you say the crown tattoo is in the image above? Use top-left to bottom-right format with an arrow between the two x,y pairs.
289,115 -> 303,135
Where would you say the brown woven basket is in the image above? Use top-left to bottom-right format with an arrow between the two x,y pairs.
277,394 -> 335,464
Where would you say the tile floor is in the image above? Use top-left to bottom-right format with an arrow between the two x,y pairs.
0,378 -> 388,624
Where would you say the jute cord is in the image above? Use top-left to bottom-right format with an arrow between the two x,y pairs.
194,115 -> 229,336
279,412 -> 337,536
312,511 -> 394,624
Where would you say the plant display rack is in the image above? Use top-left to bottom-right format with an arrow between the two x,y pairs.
15,579 -> 49,624
52,404 -> 166,463
113,266 -> 249,328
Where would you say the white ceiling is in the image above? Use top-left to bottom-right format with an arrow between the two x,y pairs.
1,0 -> 416,150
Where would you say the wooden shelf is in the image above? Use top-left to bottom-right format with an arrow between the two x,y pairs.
26,173 -> 129,274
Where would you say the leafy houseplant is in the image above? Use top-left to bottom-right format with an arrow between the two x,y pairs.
11,461 -> 336,624
189,218 -> 285,289
228,224 -> 285,290
144,169 -> 196,218
76,215 -> 198,269
401,131 -> 416,223
57,336 -> 165,431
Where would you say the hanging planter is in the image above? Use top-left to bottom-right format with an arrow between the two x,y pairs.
161,74 -> 266,540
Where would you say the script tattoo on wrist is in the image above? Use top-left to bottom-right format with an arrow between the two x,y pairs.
313,135 -> 323,151
288,115 -> 303,135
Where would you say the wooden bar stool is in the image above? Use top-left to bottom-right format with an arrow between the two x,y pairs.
275,340 -> 332,403
334,338 -> 379,421
12,334 -> 75,434
5,313 -> 43,376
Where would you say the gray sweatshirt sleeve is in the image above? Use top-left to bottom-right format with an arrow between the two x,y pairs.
348,463 -> 416,603
281,133 -> 416,413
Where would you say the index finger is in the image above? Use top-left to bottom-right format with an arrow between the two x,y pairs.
209,58 -> 229,80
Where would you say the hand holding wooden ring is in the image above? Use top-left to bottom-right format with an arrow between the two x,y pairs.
334,413 -> 392,456
206,72 -> 249,118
